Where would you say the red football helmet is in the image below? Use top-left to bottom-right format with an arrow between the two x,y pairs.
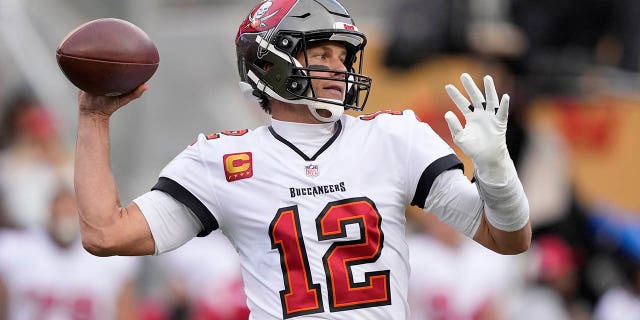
236,0 -> 371,122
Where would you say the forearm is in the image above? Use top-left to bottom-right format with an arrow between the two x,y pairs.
73,86 -> 155,256
474,215 -> 531,255
473,167 -> 531,254
75,112 -> 156,256
74,112 -> 124,250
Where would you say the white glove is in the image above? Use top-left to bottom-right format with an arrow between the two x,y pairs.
444,73 -> 516,185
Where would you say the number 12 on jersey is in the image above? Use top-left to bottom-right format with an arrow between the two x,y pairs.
269,197 -> 391,318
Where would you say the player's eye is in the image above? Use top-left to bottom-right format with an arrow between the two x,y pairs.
311,53 -> 327,60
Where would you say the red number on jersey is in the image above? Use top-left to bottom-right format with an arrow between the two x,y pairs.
221,129 -> 249,136
204,129 -> 248,141
270,207 -> 324,318
317,198 -> 391,311
269,197 -> 390,318
198,129 -> 248,144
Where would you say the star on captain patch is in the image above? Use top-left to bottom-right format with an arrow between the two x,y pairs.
305,164 -> 319,178
223,152 -> 253,182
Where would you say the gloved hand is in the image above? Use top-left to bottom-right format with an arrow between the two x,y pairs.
444,73 -> 516,185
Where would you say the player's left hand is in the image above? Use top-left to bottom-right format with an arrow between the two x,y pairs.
444,73 -> 513,185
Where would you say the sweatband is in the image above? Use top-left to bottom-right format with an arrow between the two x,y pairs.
474,168 -> 529,232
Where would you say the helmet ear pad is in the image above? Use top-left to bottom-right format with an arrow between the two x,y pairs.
285,70 -> 310,97
249,34 -> 311,100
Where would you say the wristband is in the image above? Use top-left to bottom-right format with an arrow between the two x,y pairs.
474,169 -> 529,232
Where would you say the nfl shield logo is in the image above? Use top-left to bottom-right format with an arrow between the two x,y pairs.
305,164 -> 319,177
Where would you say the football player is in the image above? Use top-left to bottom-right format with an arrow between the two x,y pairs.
0,186 -> 139,320
73,0 -> 531,319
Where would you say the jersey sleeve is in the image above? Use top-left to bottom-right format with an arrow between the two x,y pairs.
423,169 -> 483,238
402,110 -> 464,208
134,190 -> 204,254
151,134 -> 221,237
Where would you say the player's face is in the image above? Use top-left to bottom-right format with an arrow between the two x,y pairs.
297,41 -> 348,101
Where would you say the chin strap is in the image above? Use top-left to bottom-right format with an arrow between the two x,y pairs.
308,99 -> 344,122
241,70 -> 346,123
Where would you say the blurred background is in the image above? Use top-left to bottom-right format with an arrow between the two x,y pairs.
1,0 -> 639,319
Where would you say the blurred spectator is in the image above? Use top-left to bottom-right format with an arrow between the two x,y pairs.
158,231 -> 249,320
610,0 -> 640,72
509,0 -> 640,97
0,88 -> 73,229
512,235 -> 591,320
516,109 -> 571,229
593,256 -> 640,320
0,185 -> 141,320
512,0 -> 640,75
382,0 -> 463,70
406,209 -> 523,320
583,204 -> 640,300
383,0 -> 527,70
383,0 -> 640,97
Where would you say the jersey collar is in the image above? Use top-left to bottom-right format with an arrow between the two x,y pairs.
268,119 -> 342,161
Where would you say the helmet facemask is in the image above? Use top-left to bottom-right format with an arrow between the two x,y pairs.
290,31 -> 371,122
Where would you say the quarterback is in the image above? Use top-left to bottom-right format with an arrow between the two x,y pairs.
74,0 -> 531,319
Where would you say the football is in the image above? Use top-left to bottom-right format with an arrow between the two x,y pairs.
56,18 -> 159,96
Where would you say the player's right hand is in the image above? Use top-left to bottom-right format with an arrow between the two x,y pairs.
78,83 -> 148,119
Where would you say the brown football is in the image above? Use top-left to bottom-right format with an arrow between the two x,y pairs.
56,18 -> 159,96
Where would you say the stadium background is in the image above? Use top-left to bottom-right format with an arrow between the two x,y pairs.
1,0 -> 639,318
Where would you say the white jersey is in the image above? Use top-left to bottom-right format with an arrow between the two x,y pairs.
0,229 -> 140,320
151,110 -> 464,319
